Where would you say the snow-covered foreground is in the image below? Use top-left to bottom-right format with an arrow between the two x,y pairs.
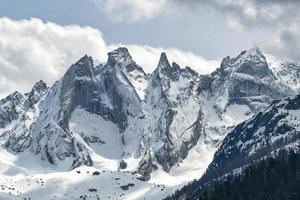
0,165 -> 172,200
0,108 -> 215,200
0,142 -> 214,200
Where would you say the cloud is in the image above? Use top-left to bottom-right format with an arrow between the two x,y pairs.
207,0 -> 300,28
109,44 -> 219,74
175,0 -> 300,63
91,0 -> 300,63
169,0 -> 300,29
93,0 -> 172,22
263,27 -> 300,62
0,17 -> 108,98
0,17 -> 218,98
92,0 -> 299,25
207,0 -> 300,63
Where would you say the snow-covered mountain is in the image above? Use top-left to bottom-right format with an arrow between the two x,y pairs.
0,47 -> 299,199
206,94 -> 300,177
164,94 -> 300,200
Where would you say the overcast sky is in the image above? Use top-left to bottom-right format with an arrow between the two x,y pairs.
0,0 -> 300,97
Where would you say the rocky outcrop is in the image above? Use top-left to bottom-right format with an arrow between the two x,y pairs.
26,80 -> 48,108
137,150 -> 154,181
0,91 -> 25,128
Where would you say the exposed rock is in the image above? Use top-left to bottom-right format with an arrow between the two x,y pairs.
88,188 -> 97,192
120,183 -> 135,190
0,91 -> 25,128
26,80 -> 48,108
92,171 -> 100,176
137,150 -> 153,181
119,160 -> 127,169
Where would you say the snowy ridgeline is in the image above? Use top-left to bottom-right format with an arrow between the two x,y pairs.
0,47 -> 300,199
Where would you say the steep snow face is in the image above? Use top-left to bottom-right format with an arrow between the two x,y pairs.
69,108 -> 122,161
206,95 -> 300,176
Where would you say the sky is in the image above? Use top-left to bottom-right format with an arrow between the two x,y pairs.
0,0 -> 300,97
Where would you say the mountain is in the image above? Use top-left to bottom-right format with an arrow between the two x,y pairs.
0,46 -> 299,200
205,94 -> 300,177
164,93 -> 300,200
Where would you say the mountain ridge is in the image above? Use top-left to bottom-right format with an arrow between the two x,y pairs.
0,46 -> 299,199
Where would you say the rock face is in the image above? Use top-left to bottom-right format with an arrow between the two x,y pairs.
96,48 -> 145,131
26,80 -> 48,108
0,91 -> 25,128
137,150 -> 154,181
145,53 -> 204,172
0,46 -> 299,180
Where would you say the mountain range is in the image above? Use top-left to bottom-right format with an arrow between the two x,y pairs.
0,46 -> 299,200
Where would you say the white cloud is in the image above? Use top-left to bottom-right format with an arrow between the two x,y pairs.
194,0 -> 300,63
263,27 -> 300,62
0,17 -> 108,97
94,0 -> 171,22
0,17 -> 218,98
226,16 -> 243,32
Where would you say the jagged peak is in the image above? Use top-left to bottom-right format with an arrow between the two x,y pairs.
236,47 -> 266,63
181,66 -> 199,77
76,54 -> 93,65
107,47 -> 133,67
25,80 -> 48,108
248,46 -> 262,54
221,47 -> 264,65
153,53 -> 176,76
152,53 -> 198,82
171,62 -> 180,71
31,80 -> 47,91
158,52 -> 171,69
10,91 -> 23,97
0,91 -> 24,105
106,47 -> 146,76
218,46 -> 270,77
64,54 -> 94,78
